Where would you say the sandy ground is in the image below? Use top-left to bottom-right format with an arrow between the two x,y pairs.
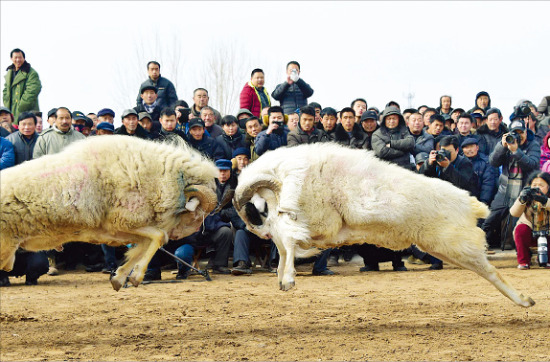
1,251 -> 549,361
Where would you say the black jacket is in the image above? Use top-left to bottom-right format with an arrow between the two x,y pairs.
332,123 -> 369,149
135,76 -> 178,110
188,134 -> 216,160
421,153 -> 479,196
476,123 -> 508,156
114,124 -> 151,139
213,131 -> 247,161
5,131 -> 38,165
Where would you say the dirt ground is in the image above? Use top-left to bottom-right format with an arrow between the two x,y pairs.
1,251 -> 549,361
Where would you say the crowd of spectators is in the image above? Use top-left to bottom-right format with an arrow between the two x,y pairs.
2,48 -> 550,287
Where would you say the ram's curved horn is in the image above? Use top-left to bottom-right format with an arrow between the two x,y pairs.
184,185 -> 217,214
234,177 -> 282,211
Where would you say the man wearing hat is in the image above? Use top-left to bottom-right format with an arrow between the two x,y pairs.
134,84 -> 161,122
187,118 -> 216,159
114,109 -> 151,139
97,108 -> 115,124
33,107 -> 86,159
359,110 -> 379,150
372,106 -> 415,169
46,108 -> 57,128
96,122 -> 114,135
71,111 -> 92,137
482,115 -> 541,250
135,61 -> 178,111
236,108 -> 254,129
462,137 -> 498,206
0,107 -> 14,136
137,111 -> 160,137
414,152 -> 429,172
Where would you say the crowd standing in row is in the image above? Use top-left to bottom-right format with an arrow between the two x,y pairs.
2,48 -> 550,287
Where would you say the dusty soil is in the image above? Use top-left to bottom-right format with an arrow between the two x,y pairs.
1,252 -> 549,361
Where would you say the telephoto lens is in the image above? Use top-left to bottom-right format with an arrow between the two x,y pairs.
537,236 -> 548,267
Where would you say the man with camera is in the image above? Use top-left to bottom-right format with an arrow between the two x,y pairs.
254,106 -> 289,156
417,135 -> 478,269
271,61 -> 314,115
482,107 -> 541,250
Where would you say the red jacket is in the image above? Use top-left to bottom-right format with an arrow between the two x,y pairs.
239,82 -> 270,118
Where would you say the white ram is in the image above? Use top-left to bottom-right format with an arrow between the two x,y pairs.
234,143 -> 534,307
1,135 -> 218,290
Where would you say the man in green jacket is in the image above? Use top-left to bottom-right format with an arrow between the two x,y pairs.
3,48 -> 42,124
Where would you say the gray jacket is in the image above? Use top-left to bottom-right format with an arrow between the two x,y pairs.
33,125 -> 86,158
6,131 -> 38,165
410,129 -> 434,155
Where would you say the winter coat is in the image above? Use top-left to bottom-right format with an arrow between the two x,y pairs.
155,128 -> 188,145
467,91 -> 492,113
213,131 -> 247,161
134,103 -> 161,123
271,79 -> 314,115
206,124 -> 224,139
332,123 -> 369,150
0,127 -> 10,138
188,134 -> 216,160
421,153 -> 479,196
476,123 -> 508,156
455,133 -> 480,154
5,131 -> 38,165
33,125 -> 86,159
539,131 -> 550,169
254,127 -> 289,156
468,152 -> 498,205
410,129 -> 435,156
372,119 -> 415,169
0,137 -> 15,170
489,129 -> 540,208
3,61 -> 42,123
114,124 -> 152,140
239,82 -> 271,118
287,124 -> 329,146
135,76 -> 178,110
244,133 -> 260,162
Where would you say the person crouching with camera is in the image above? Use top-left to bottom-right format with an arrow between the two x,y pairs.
510,171 -> 550,270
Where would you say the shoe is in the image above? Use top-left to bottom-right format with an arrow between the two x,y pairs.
231,261 -> 252,276
212,266 -> 231,275
25,278 -> 38,286
0,276 -> 10,287
327,255 -> 339,267
407,255 -> 429,265
102,265 -> 117,274
85,263 -> 104,272
393,266 -> 408,271
47,266 -> 59,276
176,270 -> 190,280
517,264 -> 530,270
312,269 -> 335,276
143,269 -> 161,281
359,265 -> 379,272
429,264 -> 443,270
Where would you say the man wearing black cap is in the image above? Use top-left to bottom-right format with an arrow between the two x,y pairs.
71,111 -> 92,136
115,109 -> 151,139
0,107 -> 13,136
482,115 -> 541,250
359,110 -> 379,150
476,108 -> 507,156
46,108 -> 57,128
187,117 -> 216,159
134,84 -> 162,122
97,108 -> 115,124
135,61 -> 178,110
33,107 -> 86,159
461,137 -> 498,206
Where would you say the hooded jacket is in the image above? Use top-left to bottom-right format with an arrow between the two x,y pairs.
239,82 -> 271,118
468,91 -> 491,113
476,122 -> 508,156
5,131 -> 39,165
3,61 -> 42,123
372,107 -> 415,169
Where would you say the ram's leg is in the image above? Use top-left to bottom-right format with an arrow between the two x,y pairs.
127,227 -> 168,287
280,237 -> 296,291
0,242 -> 18,272
419,228 -> 535,307
272,238 -> 287,289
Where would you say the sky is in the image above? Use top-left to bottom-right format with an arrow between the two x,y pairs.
1,1 -> 549,127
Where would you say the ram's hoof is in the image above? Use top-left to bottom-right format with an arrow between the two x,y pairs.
280,281 -> 295,291
110,278 -> 122,292
128,274 -> 141,288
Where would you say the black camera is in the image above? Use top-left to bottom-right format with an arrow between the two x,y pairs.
273,121 -> 284,127
513,103 -> 532,119
435,149 -> 451,163
505,132 -> 520,144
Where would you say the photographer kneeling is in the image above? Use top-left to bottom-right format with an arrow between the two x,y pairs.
510,171 -> 550,270
415,135 -> 478,269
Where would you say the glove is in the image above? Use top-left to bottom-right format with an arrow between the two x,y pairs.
519,186 -> 532,204
532,192 -> 548,204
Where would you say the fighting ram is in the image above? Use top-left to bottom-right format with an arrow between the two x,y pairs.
0,136 -> 218,290
234,143 -> 535,307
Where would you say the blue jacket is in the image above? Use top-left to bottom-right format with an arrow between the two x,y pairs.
271,79 -> 314,115
135,76 -> 178,110
188,134 -> 216,160
469,152 -> 498,205
254,127 -> 289,156
0,137 -> 15,170
6,131 -> 38,165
